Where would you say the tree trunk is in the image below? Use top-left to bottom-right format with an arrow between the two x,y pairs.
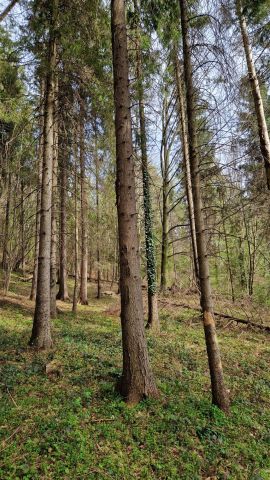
236,0 -> 270,189
57,132 -> 70,301
50,74 -> 58,318
79,98 -> 88,305
160,96 -> 169,293
30,85 -> 44,301
29,0 -> 57,349
72,137 -> 79,314
95,138 -> 101,300
0,0 -> 18,22
179,0 -> 229,412
20,178 -> 25,276
2,172 -> 11,272
111,0 -> 158,404
174,52 -> 199,286
134,0 -> 159,331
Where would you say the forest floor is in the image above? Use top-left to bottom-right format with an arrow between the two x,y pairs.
0,275 -> 270,480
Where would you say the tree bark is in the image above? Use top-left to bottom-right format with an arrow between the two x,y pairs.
95,137 -> 101,300
134,0 -> 159,331
236,0 -> 270,189
72,135 -> 79,314
79,97 -> 88,305
174,52 -> 199,286
160,95 -> 169,293
2,172 -> 11,272
29,0 -> 57,349
179,0 -> 229,412
57,128 -> 70,301
111,0 -> 158,404
20,178 -> 25,276
50,74 -> 58,318
0,0 -> 18,22
30,85 -> 44,301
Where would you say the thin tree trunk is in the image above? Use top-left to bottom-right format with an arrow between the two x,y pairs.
179,0 -> 229,412
174,52 -> 199,286
222,214 -> 235,302
111,0 -> 158,405
0,0 -> 18,22
72,137 -> 79,314
20,178 -> 25,275
95,139 -> 101,299
57,131 -> 70,301
79,98 -> 88,305
30,86 -> 44,301
50,74 -> 58,318
2,172 -> 11,271
30,0 -> 57,349
236,0 -> 270,189
134,0 -> 159,330
160,97 -> 169,293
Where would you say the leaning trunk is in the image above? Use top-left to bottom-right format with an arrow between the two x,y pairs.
236,0 -> 270,189
111,0 -> 158,404
179,0 -> 229,411
174,52 -> 199,286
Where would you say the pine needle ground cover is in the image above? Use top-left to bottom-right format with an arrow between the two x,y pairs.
0,282 -> 269,480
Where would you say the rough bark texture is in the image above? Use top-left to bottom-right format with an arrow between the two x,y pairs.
179,0 -> 229,412
30,0 -> 57,349
72,137 -> 79,314
30,86 -> 44,301
57,135 -> 70,301
111,0 -> 158,404
134,0 -> 159,331
79,99 -> 88,305
174,53 -> 199,287
236,0 -> 270,190
50,74 -> 58,318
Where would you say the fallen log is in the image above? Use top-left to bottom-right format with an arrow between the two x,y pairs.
159,300 -> 270,332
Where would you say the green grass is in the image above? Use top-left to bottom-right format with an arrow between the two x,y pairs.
0,281 -> 270,479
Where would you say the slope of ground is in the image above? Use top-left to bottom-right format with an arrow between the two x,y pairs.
0,277 -> 269,479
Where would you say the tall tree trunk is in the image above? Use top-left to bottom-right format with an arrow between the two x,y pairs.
57,132 -> 70,301
30,85 -> 44,301
95,139 -> 101,300
179,0 -> 229,412
174,52 -> 199,286
72,137 -> 79,314
160,97 -> 169,293
79,98 -> 88,305
20,178 -> 25,276
236,0 -> 270,189
29,0 -> 57,349
111,0 -> 158,404
2,172 -> 11,271
50,74 -> 58,318
134,0 -> 159,330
